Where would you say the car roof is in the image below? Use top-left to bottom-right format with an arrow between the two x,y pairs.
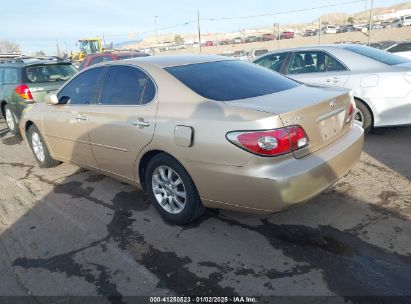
119,54 -> 234,68
0,59 -> 72,68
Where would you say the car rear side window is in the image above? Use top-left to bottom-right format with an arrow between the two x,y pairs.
0,68 -> 3,85
25,64 -> 77,83
287,51 -> 347,74
58,67 -> 105,104
254,53 -> 289,73
98,65 -> 156,105
165,60 -> 299,101
3,68 -> 19,84
344,45 -> 409,65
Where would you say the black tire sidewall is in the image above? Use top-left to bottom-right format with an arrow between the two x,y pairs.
355,100 -> 372,133
145,154 -> 203,224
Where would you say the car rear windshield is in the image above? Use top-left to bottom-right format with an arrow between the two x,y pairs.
165,60 -> 299,101
344,45 -> 410,65
25,64 -> 77,83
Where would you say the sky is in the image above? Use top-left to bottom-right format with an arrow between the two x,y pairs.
0,0 -> 407,54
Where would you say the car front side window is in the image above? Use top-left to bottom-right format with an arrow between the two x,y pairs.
287,51 -> 347,74
98,65 -> 156,106
57,67 -> 104,104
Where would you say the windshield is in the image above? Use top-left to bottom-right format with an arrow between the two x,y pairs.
165,60 -> 299,101
344,44 -> 410,65
26,64 -> 77,83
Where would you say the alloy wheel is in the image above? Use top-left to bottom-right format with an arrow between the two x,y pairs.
5,108 -> 15,131
354,108 -> 364,127
31,132 -> 45,162
151,165 -> 187,214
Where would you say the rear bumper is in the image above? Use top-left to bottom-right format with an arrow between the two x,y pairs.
186,124 -> 364,213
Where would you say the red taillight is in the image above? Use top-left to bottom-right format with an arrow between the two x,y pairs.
346,101 -> 356,124
15,84 -> 33,101
227,125 -> 309,157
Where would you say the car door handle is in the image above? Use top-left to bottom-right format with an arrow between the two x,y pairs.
75,115 -> 87,121
326,77 -> 340,83
132,120 -> 150,128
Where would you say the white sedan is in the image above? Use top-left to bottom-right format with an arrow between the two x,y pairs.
254,44 -> 411,132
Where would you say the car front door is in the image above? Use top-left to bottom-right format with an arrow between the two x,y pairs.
285,50 -> 351,87
42,67 -> 105,168
86,65 -> 158,182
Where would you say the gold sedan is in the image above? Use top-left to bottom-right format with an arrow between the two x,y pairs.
19,55 -> 364,224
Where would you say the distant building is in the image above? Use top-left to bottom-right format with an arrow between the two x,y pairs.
374,8 -> 411,21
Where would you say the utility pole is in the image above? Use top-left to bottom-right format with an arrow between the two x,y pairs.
197,11 -> 202,53
368,0 -> 374,46
56,39 -> 61,57
318,17 -> 321,44
154,16 -> 159,45
102,32 -> 106,49
274,23 -> 280,50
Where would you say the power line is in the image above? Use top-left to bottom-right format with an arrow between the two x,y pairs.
204,0 -> 366,21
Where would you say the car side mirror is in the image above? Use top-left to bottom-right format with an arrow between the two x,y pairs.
46,94 -> 59,105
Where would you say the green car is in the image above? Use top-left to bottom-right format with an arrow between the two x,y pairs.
0,59 -> 77,134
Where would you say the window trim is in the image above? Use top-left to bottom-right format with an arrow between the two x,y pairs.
56,66 -> 108,106
285,50 -> 350,75
94,63 -> 158,107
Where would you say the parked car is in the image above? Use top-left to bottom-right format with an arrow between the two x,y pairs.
339,24 -> 356,33
232,37 -> 243,44
247,49 -> 269,61
204,41 -> 214,47
383,41 -> 411,60
280,31 -> 294,39
19,55 -> 363,224
78,51 -> 149,70
303,30 -> 316,37
261,33 -> 277,41
324,26 -> 337,34
245,36 -> 258,43
400,15 -> 411,27
253,44 -> 411,132
0,59 -> 77,134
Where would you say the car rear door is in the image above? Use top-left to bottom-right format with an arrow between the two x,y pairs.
286,50 -> 351,87
42,67 -> 105,168
85,64 -> 158,181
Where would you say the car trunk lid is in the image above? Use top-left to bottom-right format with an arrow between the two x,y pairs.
26,82 -> 65,103
225,84 -> 353,158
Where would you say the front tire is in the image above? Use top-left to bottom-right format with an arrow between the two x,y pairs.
4,105 -> 19,135
145,153 -> 205,225
354,99 -> 372,133
27,125 -> 60,168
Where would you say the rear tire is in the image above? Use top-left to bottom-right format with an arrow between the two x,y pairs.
354,99 -> 372,133
27,125 -> 60,168
4,105 -> 19,135
145,153 -> 205,225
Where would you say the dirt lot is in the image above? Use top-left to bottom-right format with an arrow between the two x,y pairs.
0,118 -> 411,302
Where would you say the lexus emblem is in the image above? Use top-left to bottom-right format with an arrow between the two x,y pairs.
329,99 -> 337,108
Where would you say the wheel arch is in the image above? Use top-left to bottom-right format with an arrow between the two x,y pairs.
0,101 -> 7,116
354,96 -> 374,127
